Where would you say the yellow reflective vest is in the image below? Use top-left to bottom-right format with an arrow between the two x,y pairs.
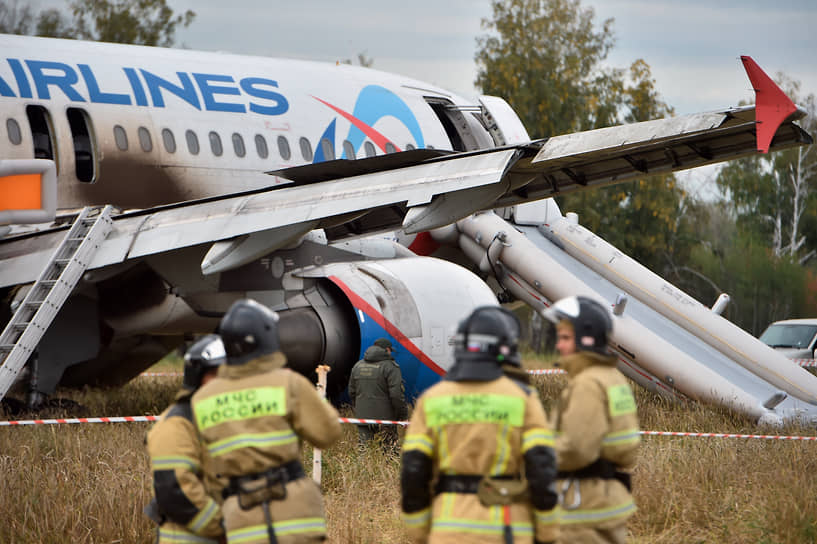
146,390 -> 225,543
551,351 -> 640,533
402,375 -> 559,543
191,352 -> 341,543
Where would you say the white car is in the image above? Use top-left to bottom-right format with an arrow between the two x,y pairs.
759,319 -> 817,360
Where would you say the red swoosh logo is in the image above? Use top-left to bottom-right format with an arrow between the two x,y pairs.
312,95 -> 401,153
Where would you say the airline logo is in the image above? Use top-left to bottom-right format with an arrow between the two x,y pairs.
0,58 -> 289,116
313,85 -> 425,161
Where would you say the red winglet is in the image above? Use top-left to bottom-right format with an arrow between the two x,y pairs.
740,56 -> 798,153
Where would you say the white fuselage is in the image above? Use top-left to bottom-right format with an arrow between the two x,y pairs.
0,34 -> 496,210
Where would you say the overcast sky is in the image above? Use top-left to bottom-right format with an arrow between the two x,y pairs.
30,0 -> 816,116
28,0 -> 814,198
161,0 -> 816,117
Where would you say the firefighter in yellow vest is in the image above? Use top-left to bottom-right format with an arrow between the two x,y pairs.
543,296 -> 640,544
145,334 -> 227,544
401,306 -> 560,544
191,299 -> 342,544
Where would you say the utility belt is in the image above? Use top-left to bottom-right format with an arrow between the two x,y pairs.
434,474 -> 510,495
222,459 -> 305,508
435,474 -> 528,505
436,474 -> 528,544
558,458 -> 631,492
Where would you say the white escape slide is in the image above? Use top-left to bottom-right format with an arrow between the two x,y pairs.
447,199 -> 817,426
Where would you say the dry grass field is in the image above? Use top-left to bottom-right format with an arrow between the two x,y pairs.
1,353 -> 816,543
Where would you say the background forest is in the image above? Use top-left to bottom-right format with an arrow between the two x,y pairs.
2,0 -> 816,337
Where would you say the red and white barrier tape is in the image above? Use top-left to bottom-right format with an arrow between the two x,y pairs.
340,417 -> 409,427
2,415 -> 817,441
138,360 -> 815,379
641,430 -> 817,441
0,415 -> 160,426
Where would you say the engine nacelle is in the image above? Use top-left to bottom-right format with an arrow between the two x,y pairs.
293,256 -> 499,401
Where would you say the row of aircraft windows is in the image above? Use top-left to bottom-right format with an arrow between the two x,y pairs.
111,125 -> 417,162
4,117 -> 420,162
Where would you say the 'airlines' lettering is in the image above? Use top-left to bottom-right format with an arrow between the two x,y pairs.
2,58 -> 290,117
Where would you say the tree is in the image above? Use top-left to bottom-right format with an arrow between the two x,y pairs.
475,0 -> 689,274
0,0 -> 33,34
0,0 -> 195,47
69,0 -> 195,47
475,0 -> 621,137
715,81 -> 817,265
341,52 -> 374,68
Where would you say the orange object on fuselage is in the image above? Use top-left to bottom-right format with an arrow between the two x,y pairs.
0,174 -> 42,210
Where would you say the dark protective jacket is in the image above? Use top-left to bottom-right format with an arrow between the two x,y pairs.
401,375 -> 560,544
145,390 -> 224,543
191,351 -> 342,543
551,351 -> 641,538
348,344 -> 408,421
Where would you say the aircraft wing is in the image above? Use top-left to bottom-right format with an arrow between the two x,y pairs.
0,99 -> 811,289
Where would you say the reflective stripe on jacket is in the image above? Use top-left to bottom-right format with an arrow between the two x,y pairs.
191,351 -> 342,542
401,375 -> 559,544
552,351 -> 640,531
146,391 -> 224,541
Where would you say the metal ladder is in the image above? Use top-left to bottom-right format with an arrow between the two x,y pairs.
0,205 -> 114,403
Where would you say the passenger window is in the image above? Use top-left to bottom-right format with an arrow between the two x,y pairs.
320,138 -> 334,161
299,137 -> 312,162
364,141 -> 376,157
162,128 -> 176,153
232,133 -> 245,158
67,108 -> 96,182
342,140 -> 355,160
113,125 -> 128,151
26,105 -> 55,162
6,118 -> 21,145
186,130 -> 199,155
209,131 -> 223,156
255,134 -> 268,159
277,135 -> 291,160
138,126 -> 152,152
385,142 -> 397,154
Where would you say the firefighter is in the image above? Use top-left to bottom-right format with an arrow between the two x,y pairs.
191,299 -> 342,544
400,306 -> 560,544
543,296 -> 641,544
145,334 -> 227,544
348,337 -> 408,446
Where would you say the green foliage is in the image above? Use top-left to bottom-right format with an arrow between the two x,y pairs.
476,0 -> 688,274
69,0 -> 195,47
0,0 -> 32,34
475,0 -> 620,137
475,0 -> 816,329
688,230 -> 817,335
715,83 -> 817,265
0,0 -> 195,46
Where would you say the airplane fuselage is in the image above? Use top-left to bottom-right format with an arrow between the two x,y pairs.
0,34 -> 500,210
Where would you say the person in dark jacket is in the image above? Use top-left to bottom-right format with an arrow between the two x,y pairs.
348,337 -> 408,446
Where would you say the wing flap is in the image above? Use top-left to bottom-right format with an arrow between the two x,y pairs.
0,149 -> 519,288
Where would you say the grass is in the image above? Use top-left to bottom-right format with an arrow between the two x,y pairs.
1,352 -> 816,543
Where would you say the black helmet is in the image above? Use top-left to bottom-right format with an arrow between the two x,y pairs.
218,299 -> 280,366
182,334 -> 226,390
447,306 -> 521,382
543,296 -> 612,355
